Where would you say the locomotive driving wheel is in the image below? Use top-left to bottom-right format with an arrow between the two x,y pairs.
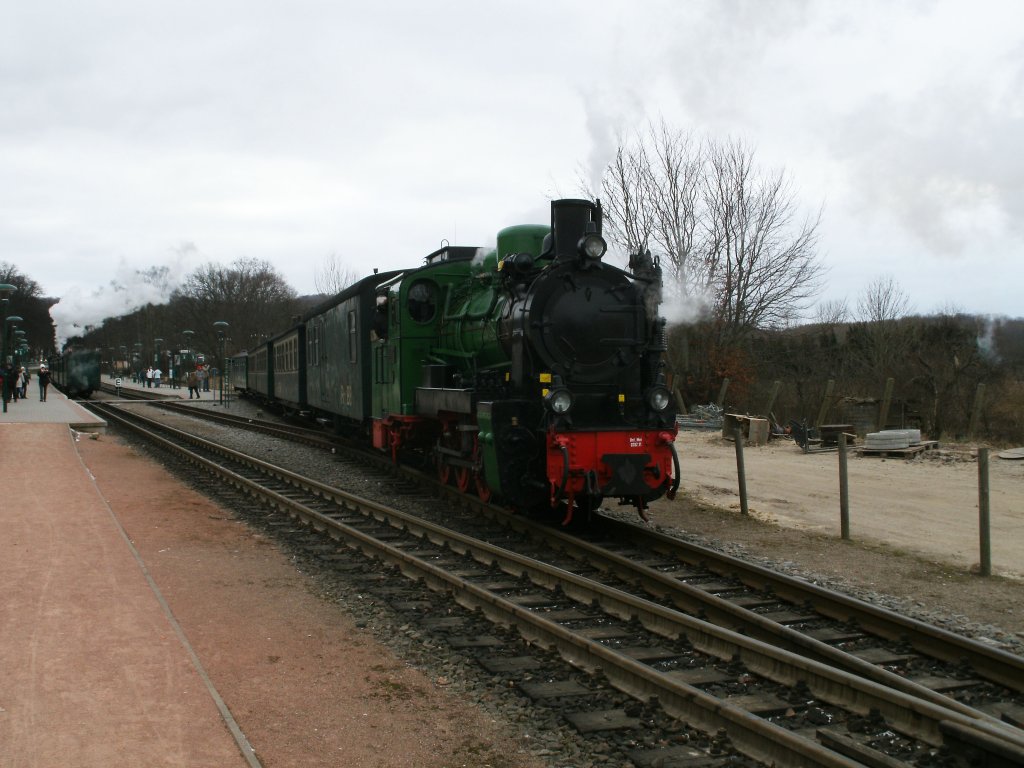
435,421 -> 460,485
436,454 -> 451,484
455,466 -> 472,493
474,471 -> 492,502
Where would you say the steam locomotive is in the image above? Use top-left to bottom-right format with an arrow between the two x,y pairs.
235,199 -> 679,522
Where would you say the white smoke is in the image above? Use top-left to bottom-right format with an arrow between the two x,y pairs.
976,315 -> 1001,363
661,289 -> 714,327
49,244 -> 200,345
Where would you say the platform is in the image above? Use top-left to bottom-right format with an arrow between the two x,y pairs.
0,423 -> 253,766
0,387 -> 107,432
103,373 -> 213,400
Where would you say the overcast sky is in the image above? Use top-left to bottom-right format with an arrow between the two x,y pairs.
3,0 -> 1022,339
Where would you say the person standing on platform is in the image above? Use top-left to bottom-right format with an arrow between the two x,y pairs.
187,369 -> 201,399
1,362 -> 10,404
38,364 -> 50,401
146,366 -> 154,388
153,367 -> 162,388
18,366 -> 28,398
7,362 -> 18,402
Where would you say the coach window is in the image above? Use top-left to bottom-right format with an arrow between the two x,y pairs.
407,279 -> 438,324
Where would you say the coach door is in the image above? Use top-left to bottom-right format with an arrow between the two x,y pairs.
314,317 -> 328,406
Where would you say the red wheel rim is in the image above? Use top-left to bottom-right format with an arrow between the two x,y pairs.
455,467 -> 471,492
437,459 -> 451,485
475,472 -> 492,502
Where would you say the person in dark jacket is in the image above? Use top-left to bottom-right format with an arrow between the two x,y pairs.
38,364 -> 51,402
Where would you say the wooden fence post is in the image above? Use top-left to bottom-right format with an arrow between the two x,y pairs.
673,386 -> 687,416
839,433 -> 850,540
978,447 -> 991,577
762,380 -> 781,419
815,379 -> 835,428
716,378 -> 730,409
734,428 -> 749,516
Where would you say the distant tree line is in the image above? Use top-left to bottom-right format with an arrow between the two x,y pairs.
713,308 -> 1024,444
0,262 -> 58,359
64,257 -> 324,375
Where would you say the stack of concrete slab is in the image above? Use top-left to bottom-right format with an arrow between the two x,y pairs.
863,429 -> 921,450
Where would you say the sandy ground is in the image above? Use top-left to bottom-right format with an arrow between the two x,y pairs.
667,431 -> 1024,578
647,430 -> 1024,641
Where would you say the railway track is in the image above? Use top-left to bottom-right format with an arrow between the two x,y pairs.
89,401 -> 1024,767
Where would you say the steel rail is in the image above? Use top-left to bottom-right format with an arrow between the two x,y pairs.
458,510 -> 1017,725
108,399 -> 1024,712
596,513 -> 1024,693
92,403 -> 1024,766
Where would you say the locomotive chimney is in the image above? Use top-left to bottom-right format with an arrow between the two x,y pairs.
549,199 -> 602,264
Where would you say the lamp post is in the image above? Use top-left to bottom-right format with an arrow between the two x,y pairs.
182,330 -> 194,392
213,321 -> 228,405
14,331 -> 26,368
154,337 -> 163,388
4,315 -> 24,409
0,284 -> 15,412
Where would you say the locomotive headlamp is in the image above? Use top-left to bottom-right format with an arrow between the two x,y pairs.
545,387 -> 574,414
647,385 -> 672,412
579,233 -> 607,260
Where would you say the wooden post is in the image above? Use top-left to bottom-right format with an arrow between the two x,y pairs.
815,379 -> 835,428
969,383 -> 986,440
716,378 -> 730,409
877,378 -> 894,431
978,447 -> 991,577
734,428 -> 749,516
673,386 -> 687,416
839,433 -> 850,540
762,380 -> 781,419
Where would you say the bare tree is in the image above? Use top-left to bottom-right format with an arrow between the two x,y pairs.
857,275 -> 910,324
701,138 -> 824,343
596,126 -> 823,334
600,145 -> 655,253
314,253 -> 360,296
594,126 -> 825,400
850,275 -> 913,376
171,257 -> 299,355
814,298 -> 850,326
598,121 -> 702,298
